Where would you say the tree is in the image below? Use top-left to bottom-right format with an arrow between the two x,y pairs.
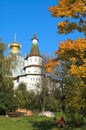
0,41 -> 6,81
15,82 -> 27,109
49,0 -> 86,36
0,40 -> 17,113
45,0 -> 86,124
0,77 -> 17,113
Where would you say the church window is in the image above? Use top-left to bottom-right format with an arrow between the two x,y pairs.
35,58 -> 37,61
33,78 -> 35,81
34,70 -> 37,73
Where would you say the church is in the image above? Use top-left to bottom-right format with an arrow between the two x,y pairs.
8,34 -> 44,91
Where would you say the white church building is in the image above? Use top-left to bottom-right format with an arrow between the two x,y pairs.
9,34 -> 44,91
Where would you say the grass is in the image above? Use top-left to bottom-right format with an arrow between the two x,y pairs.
0,114 -> 86,130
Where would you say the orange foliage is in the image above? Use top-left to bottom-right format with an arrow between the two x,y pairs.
47,0 -> 86,78
69,57 -> 76,62
70,63 -> 86,78
47,0 -> 86,112
45,38 -> 86,78
55,38 -> 86,56
45,58 -> 60,73
48,0 -> 86,18
48,0 -> 86,35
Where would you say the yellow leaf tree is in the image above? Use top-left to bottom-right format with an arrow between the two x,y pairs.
45,0 -> 86,121
49,0 -> 86,35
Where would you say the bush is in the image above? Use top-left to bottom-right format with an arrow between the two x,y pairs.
0,108 -> 6,115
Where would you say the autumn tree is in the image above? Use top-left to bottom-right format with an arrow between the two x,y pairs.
49,0 -> 86,36
45,0 -> 86,123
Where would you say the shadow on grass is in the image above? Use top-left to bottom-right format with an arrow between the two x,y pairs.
29,119 -> 54,130
29,119 -> 86,130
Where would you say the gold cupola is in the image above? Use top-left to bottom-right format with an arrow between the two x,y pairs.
9,34 -> 22,55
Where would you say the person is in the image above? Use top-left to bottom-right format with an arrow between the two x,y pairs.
53,117 -> 58,127
59,116 -> 65,126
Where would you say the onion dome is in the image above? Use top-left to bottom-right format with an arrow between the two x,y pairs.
9,34 -> 21,55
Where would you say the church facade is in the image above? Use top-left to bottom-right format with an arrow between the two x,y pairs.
9,34 -> 44,91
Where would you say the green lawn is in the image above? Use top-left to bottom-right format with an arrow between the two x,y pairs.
0,115 -> 86,130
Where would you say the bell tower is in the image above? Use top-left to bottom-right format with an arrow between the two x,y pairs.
24,34 -> 43,90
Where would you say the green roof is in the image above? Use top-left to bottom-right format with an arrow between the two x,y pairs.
30,44 -> 40,56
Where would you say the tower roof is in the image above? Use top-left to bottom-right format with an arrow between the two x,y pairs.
25,34 -> 41,59
29,43 -> 40,56
30,34 -> 40,56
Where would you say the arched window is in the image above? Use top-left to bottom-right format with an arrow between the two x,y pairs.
35,58 -> 37,61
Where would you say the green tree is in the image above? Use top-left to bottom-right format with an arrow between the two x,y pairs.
35,79 -> 49,112
15,82 -> 40,111
15,82 -> 27,109
0,41 -> 17,113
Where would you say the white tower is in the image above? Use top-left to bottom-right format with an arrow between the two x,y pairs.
20,34 -> 44,91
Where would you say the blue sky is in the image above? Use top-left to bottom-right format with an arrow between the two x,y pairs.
0,0 -> 84,57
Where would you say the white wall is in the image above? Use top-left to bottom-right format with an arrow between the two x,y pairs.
25,66 -> 42,74
18,75 -> 43,91
27,56 -> 42,66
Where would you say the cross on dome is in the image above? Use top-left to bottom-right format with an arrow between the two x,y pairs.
14,33 -> 16,42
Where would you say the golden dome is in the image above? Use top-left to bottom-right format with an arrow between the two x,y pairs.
9,34 -> 22,55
